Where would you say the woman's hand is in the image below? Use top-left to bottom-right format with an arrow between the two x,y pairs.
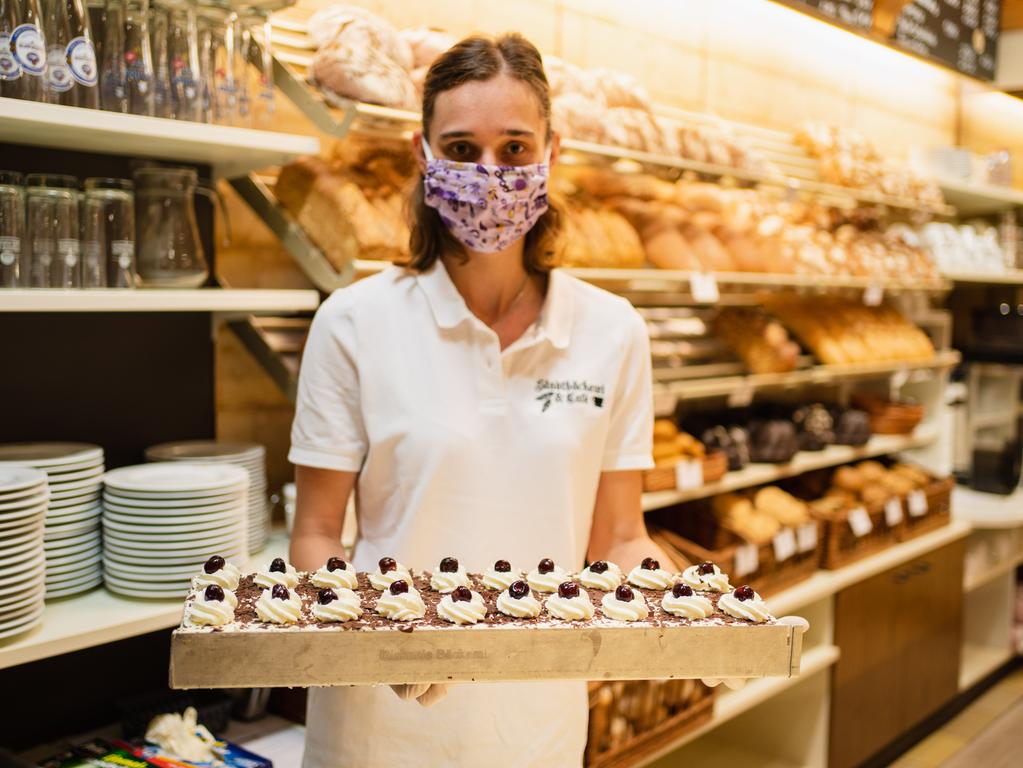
390,683 -> 450,706
586,470 -> 676,569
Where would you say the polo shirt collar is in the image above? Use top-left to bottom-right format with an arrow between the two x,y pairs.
414,261 -> 574,349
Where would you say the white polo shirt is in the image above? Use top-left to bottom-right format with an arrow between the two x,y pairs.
289,260 -> 653,768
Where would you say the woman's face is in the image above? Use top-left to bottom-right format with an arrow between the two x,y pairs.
418,72 -> 558,167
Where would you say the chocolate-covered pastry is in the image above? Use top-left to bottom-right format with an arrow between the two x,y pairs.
793,403 -> 835,452
832,408 -> 872,446
749,419 -> 799,463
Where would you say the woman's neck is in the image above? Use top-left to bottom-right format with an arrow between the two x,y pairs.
441,242 -> 533,327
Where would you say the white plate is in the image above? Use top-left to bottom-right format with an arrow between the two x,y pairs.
0,509 -> 47,532
0,610 -> 43,639
0,546 -> 45,575
49,490 -> 102,509
0,467 -> 48,495
46,542 -> 101,562
101,508 -> 244,530
0,596 -> 45,623
146,441 -> 264,460
102,524 -> 244,544
45,579 -> 102,600
45,497 -> 101,516
103,542 -> 243,562
0,485 -> 49,506
0,565 -> 46,596
46,506 -> 102,527
0,528 -> 45,554
46,465 -> 105,485
47,563 -> 102,585
45,529 -> 101,550
0,493 -> 48,512
101,491 -> 246,510
0,582 -> 44,611
102,531 -> 244,551
103,573 -> 189,597
38,457 -> 104,475
45,518 -> 101,539
46,476 -> 103,496
103,559 -> 203,580
0,442 -> 103,467
103,546 -> 244,567
101,497 -> 246,517
48,552 -> 102,575
103,463 -> 248,494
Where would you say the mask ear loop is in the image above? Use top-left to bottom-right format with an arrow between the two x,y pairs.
421,137 -> 436,162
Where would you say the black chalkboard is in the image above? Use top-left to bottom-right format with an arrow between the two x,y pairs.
797,0 -> 876,31
890,0 -> 1000,81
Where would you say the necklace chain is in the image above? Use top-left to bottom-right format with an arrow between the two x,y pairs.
469,274 -> 531,328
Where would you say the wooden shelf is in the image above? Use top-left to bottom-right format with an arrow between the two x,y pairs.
0,288 -> 320,314
0,532 -> 287,670
936,177 -> 1023,217
0,97 -> 319,178
944,269 -> 1023,285
642,430 -> 939,512
963,553 -> 1023,593
953,487 -> 1023,529
959,643 -> 1015,691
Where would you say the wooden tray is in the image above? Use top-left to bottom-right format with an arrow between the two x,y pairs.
170,620 -> 806,689
896,476 -> 954,542
642,452 -> 726,493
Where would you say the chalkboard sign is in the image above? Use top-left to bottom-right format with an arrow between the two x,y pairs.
796,0 -> 875,31
890,0 -> 1000,81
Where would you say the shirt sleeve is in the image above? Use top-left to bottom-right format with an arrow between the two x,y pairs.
288,296 -> 368,472
601,309 -> 655,472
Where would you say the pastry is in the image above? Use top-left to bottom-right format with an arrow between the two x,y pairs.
481,559 -> 522,591
545,581 -> 595,621
661,583 -> 714,619
255,585 -> 303,624
579,560 -> 623,591
600,585 -> 650,622
429,556 -> 471,593
749,419 -> 800,463
627,557 -> 675,590
312,587 -> 363,622
254,558 -> 299,589
375,579 -> 426,620
718,585 -> 772,623
496,580 -> 543,618
187,585 -> 235,626
311,557 -> 359,591
437,586 -> 488,625
368,557 -> 413,591
681,562 -> 731,592
192,555 -> 241,592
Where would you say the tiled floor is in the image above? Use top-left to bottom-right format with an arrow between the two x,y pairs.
890,667 -> 1023,768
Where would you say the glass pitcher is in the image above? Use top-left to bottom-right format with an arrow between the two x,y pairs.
133,166 -> 209,287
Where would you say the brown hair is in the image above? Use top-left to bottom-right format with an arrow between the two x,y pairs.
407,34 -> 560,275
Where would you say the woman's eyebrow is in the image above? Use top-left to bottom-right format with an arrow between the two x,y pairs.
437,129 -> 536,139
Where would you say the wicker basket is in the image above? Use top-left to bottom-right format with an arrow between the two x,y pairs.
585,678 -> 715,767
814,499 -> 901,570
642,452 -> 728,493
896,476 -> 954,542
851,394 -> 925,435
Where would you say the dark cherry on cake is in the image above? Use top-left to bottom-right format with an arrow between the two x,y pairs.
271,584 -> 290,600
203,555 -> 225,574
269,557 -> 286,574
641,557 -> 660,571
734,585 -> 755,601
318,588 -> 338,605
439,557 -> 459,573
558,581 -> 579,599
698,561 -> 716,575
494,559 -> 511,573
389,579 -> 409,595
326,557 -> 347,572
589,560 -> 609,574
615,584 -> 635,602
379,557 -> 397,573
672,583 -> 694,598
452,585 -> 472,602
204,584 -> 225,602
538,558 -> 555,574
508,580 -> 530,599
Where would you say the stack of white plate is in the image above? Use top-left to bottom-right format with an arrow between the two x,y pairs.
101,463 -> 248,598
0,467 -> 47,639
0,443 -> 105,599
145,441 -> 269,553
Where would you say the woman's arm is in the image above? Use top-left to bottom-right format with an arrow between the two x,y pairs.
288,465 -> 356,571
587,469 -> 677,570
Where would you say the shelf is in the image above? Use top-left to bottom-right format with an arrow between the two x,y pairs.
953,487 -> 1023,529
0,97 -> 319,178
959,643 -> 1015,691
655,349 -> 961,407
227,315 -> 309,401
0,531 -> 287,670
964,553 -> 1023,592
936,177 -> 1023,217
944,269 -> 1023,285
0,289 -> 320,314
636,644 -> 840,767
642,430 -> 939,512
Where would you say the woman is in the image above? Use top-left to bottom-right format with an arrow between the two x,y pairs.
289,33 -> 672,767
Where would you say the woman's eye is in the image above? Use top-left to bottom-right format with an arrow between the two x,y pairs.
447,142 -> 474,158
505,142 -> 526,156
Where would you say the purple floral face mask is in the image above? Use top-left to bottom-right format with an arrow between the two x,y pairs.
421,140 -> 550,253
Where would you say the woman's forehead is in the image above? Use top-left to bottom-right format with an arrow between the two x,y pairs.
430,74 -> 545,139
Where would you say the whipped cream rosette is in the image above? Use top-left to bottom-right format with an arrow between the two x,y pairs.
429,556 -> 471,593
482,559 -> 522,591
255,584 -> 303,624
375,579 -> 426,620
192,555 -> 241,592
368,556 -> 413,591
719,585 -> 772,623
661,583 -> 714,619
600,584 -> 649,621
495,579 -> 542,618
311,587 -> 363,623
311,557 -> 358,590
545,582 -> 594,621
578,560 -> 623,590
187,585 -> 235,627
437,586 -> 487,625
681,561 -> 731,593
627,557 -> 674,590
254,557 -> 299,589
527,558 -> 571,593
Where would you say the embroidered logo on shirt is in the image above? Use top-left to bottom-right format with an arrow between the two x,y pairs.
535,379 -> 605,413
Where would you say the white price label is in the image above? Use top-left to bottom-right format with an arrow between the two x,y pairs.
773,528 -> 798,562
690,272 -> 719,304
885,497 -> 905,527
848,506 -> 873,538
863,283 -> 884,306
674,459 -> 703,490
727,380 -> 754,408
734,543 -> 759,577
908,490 -> 928,518
796,523 -> 818,553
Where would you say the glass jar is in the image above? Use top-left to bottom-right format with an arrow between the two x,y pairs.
82,177 -> 135,288
0,0 -> 47,102
133,166 -> 208,287
0,170 -> 25,288
26,174 -> 80,288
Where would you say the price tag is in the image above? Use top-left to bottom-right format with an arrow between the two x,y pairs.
848,506 -> 873,538
890,367 -> 910,391
885,497 -> 905,527
773,528 -> 798,562
674,459 -> 703,490
690,272 -> 719,304
727,380 -> 754,408
863,283 -> 884,306
908,490 -> 929,518
796,523 -> 818,553
734,543 -> 759,577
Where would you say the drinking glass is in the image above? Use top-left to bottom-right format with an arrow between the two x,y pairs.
164,0 -> 200,121
83,177 -> 135,288
26,174 -> 80,288
124,0 -> 154,115
0,171 -> 25,288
